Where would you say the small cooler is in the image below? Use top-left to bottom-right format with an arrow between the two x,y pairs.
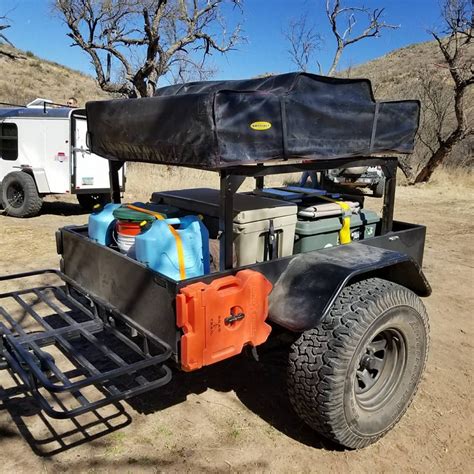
294,209 -> 380,253
152,188 -> 297,266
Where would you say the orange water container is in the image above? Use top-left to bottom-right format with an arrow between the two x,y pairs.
176,270 -> 273,371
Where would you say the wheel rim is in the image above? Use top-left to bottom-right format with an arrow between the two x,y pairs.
354,329 -> 407,411
6,182 -> 24,208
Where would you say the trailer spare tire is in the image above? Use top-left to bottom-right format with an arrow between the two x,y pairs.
77,193 -> 111,211
1,172 -> 43,217
288,278 -> 429,449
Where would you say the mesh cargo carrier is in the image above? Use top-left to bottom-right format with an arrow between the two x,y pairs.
85,72 -> 420,168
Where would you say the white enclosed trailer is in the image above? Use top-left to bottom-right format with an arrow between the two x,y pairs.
0,102 -> 125,217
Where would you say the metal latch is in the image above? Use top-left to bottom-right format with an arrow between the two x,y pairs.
224,312 -> 245,325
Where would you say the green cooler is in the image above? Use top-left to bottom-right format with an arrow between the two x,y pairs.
294,210 -> 379,253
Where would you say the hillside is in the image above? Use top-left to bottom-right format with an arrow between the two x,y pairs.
345,40 -> 473,171
0,45 -> 109,106
344,40 -> 450,98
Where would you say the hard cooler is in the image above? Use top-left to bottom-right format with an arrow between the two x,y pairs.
294,209 -> 380,253
152,188 -> 297,266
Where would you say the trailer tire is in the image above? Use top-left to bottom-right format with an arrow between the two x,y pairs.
77,193 -> 111,211
288,278 -> 429,449
1,172 -> 43,217
373,178 -> 386,197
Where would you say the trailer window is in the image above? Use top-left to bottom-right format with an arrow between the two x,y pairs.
0,123 -> 18,161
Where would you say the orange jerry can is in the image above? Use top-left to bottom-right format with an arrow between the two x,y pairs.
176,269 -> 273,372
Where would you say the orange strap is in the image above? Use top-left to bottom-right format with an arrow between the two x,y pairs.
126,204 -> 186,280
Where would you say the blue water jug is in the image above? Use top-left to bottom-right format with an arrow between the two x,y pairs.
135,216 -> 210,281
88,203 -> 121,246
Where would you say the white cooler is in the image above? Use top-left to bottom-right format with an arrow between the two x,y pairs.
151,188 -> 297,266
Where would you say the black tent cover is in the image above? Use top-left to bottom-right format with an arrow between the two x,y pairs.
86,72 -> 420,169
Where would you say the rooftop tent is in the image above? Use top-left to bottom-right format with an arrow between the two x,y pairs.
85,72 -> 420,169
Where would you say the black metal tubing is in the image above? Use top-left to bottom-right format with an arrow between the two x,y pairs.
219,173 -> 245,270
108,161 -> 123,203
381,159 -> 397,234
0,268 -> 61,284
0,270 -> 174,419
221,156 -> 397,177
2,347 -> 172,419
216,156 -> 397,269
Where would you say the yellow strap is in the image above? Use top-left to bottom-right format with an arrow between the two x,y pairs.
126,203 -> 165,219
126,204 -> 186,279
318,196 -> 352,245
167,224 -> 187,280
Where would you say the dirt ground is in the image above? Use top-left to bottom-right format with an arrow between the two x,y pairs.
0,178 -> 472,473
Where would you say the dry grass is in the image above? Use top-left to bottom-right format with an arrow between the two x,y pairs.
417,166 -> 474,197
124,162 -> 473,204
124,162 -> 301,202
0,46 -> 109,106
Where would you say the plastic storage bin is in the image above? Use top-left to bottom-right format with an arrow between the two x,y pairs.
88,203 -> 121,246
135,215 -> 210,281
294,209 -> 379,253
152,188 -> 298,266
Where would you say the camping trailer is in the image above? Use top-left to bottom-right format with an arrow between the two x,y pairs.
0,100 -> 125,217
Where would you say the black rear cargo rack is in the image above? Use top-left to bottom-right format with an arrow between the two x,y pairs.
0,269 -> 173,419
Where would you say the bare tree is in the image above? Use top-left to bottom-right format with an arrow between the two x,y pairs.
54,0 -> 243,98
0,12 -> 27,60
412,0 -> 473,183
325,0 -> 398,76
0,14 -> 13,47
284,17 -> 322,72
397,68 -> 453,179
284,1 -> 398,76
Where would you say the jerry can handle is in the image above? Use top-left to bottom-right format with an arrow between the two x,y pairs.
212,275 -> 240,292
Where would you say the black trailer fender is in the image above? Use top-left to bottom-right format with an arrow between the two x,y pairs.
267,242 -> 431,332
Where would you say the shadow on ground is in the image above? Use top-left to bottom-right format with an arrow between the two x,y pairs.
0,200 -> 88,218
0,378 -> 132,457
126,342 -> 342,452
0,340 -> 340,457
39,200 -> 88,217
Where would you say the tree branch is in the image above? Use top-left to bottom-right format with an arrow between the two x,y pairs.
325,1 -> 399,76
55,0 -> 243,97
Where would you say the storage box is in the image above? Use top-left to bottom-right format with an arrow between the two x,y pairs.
152,188 -> 297,266
294,209 -> 379,253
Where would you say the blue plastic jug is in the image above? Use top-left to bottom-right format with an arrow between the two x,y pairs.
88,203 -> 121,246
135,216 -> 210,280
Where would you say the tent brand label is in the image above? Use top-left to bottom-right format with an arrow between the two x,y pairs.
250,121 -> 272,131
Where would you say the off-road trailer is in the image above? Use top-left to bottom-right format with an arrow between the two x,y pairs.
0,102 -> 125,217
0,73 -> 430,449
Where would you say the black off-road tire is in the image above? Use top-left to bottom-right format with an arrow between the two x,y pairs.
372,178 -> 386,197
77,193 -> 111,211
288,278 -> 429,449
1,172 -> 43,217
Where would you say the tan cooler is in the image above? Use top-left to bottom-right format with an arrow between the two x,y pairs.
151,188 -> 297,266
